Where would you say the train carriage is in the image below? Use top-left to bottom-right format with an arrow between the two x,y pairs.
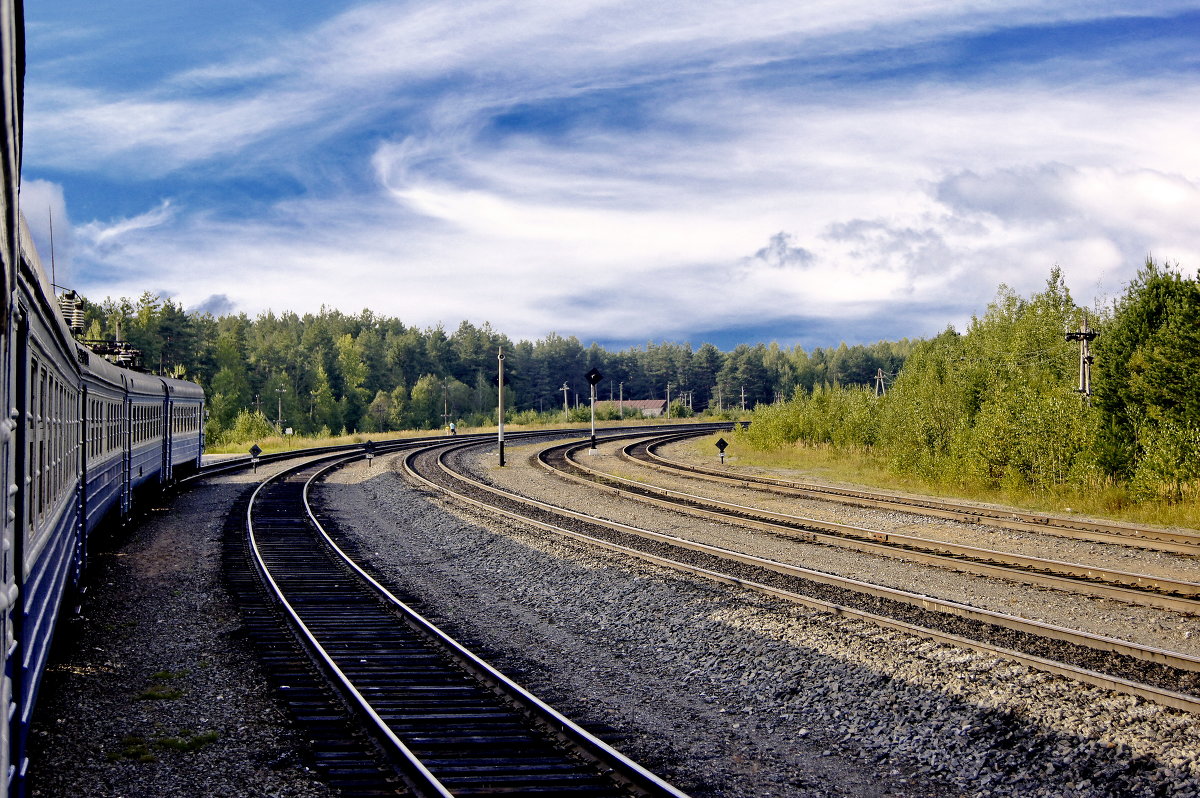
9,222 -> 82,790
0,2 -> 22,791
78,348 -> 128,539
124,371 -> 167,500
163,376 -> 204,481
0,4 -> 207,793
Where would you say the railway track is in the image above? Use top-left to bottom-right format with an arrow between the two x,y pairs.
541,439 -> 1200,615
400,436 -> 1200,714
239,451 -> 690,797
634,430 -> 1200,555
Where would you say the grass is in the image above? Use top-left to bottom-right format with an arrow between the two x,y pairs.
693,434 -> 1200,531
137,684 -> 183,701
107,730 -> 220,762
138,669 -> 187,701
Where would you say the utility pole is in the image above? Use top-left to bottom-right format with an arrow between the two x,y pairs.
874,368 -> 887,397
253,394 -> 262,414
740,386 -> 746,412
666,383 -> 671,420
49,206 -> 56,293
1065,313 -> 1098,403
561,382 -> 570,414
497,347 -> 505,466
275,387 -> 286,430
618,382 -> 624,419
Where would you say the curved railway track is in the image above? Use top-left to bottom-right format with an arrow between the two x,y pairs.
635,430 -> 1200,554
240,450 -> 690,798
400,435 -> 1200,714
542,439 -> 1200,615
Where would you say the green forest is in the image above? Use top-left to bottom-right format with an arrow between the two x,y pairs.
76,258 -> 1198,507
72,292 -> 910,442
741,261 -> 1200,505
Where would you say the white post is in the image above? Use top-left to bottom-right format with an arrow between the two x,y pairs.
498,347 -> 506,466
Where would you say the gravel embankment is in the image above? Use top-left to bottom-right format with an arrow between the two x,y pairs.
27,466 -> 332,798
498,440 -> 1200,658
646,440 -> 1200,583
318,449 -> 1200,798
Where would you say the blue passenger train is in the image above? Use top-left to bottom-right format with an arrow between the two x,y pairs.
0,3 -> 206,793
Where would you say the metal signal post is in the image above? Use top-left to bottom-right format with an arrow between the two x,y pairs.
498,347 -> 506,466
1066,313 -> 1098,403
586,368 -> 603,451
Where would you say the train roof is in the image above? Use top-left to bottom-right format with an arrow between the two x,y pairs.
162,375 -> 205,401
77,342 -> 130,387
124,369 -> 168,397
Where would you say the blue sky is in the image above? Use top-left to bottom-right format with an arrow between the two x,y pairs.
19,2 -> 1200,350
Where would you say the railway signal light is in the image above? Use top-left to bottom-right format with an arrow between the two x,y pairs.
585,369 -> 603,451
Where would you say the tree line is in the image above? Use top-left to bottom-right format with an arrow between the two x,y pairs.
73,293 -> 912,444
741,262 -> 1200,503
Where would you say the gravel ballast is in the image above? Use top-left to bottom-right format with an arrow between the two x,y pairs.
316,449 -> 1200,798
22,440 -> 1200,798
26,466 -> 333,798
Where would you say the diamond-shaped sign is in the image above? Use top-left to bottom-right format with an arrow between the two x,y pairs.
715,437 -> 728,452
248,444 -> 262,458
585,368 -> 603,386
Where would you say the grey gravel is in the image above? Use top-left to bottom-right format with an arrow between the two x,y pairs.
317,446 -> 1200,798
27,462 -> 333,798
23,438 -> 1200,798
512,439 -> 1200,658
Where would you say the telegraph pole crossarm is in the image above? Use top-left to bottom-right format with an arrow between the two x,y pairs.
1065,313 -> 1098,402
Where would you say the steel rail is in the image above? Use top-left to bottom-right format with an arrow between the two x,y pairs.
546,439 -> 1200,615
301,455 -> 692,798
192,422 -> 730,483
245,456 -> 456,797
401,438 -> 1200,714
637,431 -> 1200,554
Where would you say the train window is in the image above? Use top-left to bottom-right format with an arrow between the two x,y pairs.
53,379 -> 60,499
38,366 -> 46,520
51,379 -> 58,499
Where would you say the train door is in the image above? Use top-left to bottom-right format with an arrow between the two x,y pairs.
6,304 -> 27,793
120,389 -> 131,516
162,392 -> 173,483
75,387 -> 89,581
0,300 -> 17,797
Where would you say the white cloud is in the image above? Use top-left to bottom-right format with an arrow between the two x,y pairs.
24,1 -> 1200,345
77,200 -> 177,253
19,179 -> 72,283
27,2 -> 1199,172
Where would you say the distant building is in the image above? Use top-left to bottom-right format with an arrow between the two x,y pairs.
595,399 -> 667,417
